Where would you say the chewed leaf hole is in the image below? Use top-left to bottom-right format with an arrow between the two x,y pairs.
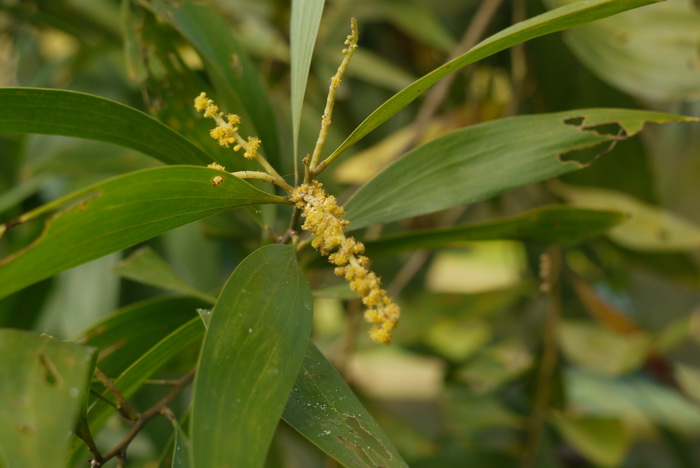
564,117 -> 627,138
559,140 -> 623,166
564,116 -> 585,126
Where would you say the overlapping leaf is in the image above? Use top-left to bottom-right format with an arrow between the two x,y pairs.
546,0 -> 700,101
364,206 -> 625,256
191,245 -> 312,468
0,88 -> 211,165
326,0 -> 663,162
143,0 -> 281,163
284,343 -> 409,467
0,166 -> 287,299
290,0 -> 325,164
344,109 -> 696,229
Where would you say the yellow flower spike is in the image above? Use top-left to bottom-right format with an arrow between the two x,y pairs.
291,180 -> 400,344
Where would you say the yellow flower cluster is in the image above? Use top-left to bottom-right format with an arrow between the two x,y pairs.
194,92 -> 241,148
291,181 -> 399,344
194,92 -> 262,161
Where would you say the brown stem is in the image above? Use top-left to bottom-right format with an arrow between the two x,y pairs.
337,299 -> 362,380
521,247 -> 562,468
93,368 -> 138,422
281,206 -> 302,245
398,0 -> 505,157
88,369 -> 196,467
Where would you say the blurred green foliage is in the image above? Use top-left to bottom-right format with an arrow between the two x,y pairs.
1,0 -> 700,467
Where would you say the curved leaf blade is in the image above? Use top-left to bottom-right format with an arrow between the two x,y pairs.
72,296 -> 204,378
284,342 -> 409,468
192,245 -> 313,468
327,0 -> 662,161
344,109 -> 697,229
291,0 -> 325,162
364,206 -> 626,257
0,88 -> 212,165
144,0 -> 281,163
0,166 -> 287,299
548,0 -> 700,101
0,329 -> 96,468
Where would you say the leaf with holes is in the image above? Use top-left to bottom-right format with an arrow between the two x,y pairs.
344,109 -> 698,230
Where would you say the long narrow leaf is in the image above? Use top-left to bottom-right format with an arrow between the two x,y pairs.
291,0 -> 325,164
0,88 -> 211,165
284,342 -> 409,467
0,166 -> 287,299
192,245 -> 312,468
364,206 -> 626,257
327,0 -> 663,162
344,109 -> 697,229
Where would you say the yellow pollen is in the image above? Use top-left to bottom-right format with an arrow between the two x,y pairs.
291,181 -> 400,344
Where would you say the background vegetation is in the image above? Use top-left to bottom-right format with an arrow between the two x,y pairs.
1,0 -> 700,467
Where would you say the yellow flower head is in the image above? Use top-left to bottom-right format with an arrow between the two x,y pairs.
194,93 -> 255,152
292,181 -> 400,344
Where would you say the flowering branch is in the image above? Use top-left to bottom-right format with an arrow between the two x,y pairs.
308,18 -> 359,177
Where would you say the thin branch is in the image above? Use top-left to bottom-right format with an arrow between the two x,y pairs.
231,170 -> 294,192
521,247 -> 562,468
399,0 -> 505,157
93,368 -> 138,422
281,206 -> 302,244
88,369 -> 196,467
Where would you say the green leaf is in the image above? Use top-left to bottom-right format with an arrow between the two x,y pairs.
283,342 -> 409,467
558,321 -> 652,375
121,0 -> 147,82
73,296 -> 204,378
191,245 -> 313,468
327,0 -> 663,161
553,182 -> 700,251
567,368 -> 700,435
171,419 -> 194,468
547,0 -> 700,101
551,412 -> 631,467
0,88 -> 211,165
0,329 -> 96,468
0,166 -> 287,299
291,0 -> 325,162
114,247 -> 216,302
143,0 -> 281,163
364,206 -> 625,257
379,0 -> 456,53
344,109 -> 697,229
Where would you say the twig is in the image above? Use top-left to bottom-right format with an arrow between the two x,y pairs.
87,369 -> 196,467
337,299 -> 362,380
398,0 -> 505,157
505,0 -> 527,117
521,247 -> 562,468
387,205 -> 468,298
280,206 -> 302,244
231,170 -> 295,192
93,368 -> 138,422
